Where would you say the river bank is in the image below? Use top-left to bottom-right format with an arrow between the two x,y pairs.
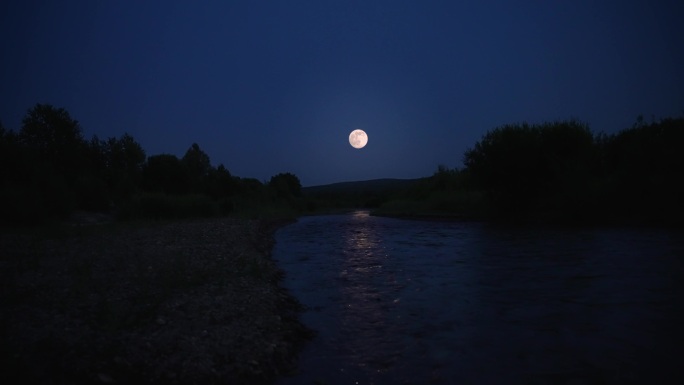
0,217 -> 312,384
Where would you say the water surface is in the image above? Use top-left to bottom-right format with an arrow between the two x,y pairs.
274,211 -> 683,384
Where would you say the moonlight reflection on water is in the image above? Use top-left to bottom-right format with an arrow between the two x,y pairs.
274,211 -> 684,385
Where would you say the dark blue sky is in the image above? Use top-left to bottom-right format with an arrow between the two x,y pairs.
2,0 -> 683,186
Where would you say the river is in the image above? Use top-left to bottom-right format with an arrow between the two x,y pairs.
273,211 -> 683,385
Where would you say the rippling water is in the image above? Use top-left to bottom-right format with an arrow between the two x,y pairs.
273,211 -> 684,385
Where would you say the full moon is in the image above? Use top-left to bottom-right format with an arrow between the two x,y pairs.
349,129 -> 368,149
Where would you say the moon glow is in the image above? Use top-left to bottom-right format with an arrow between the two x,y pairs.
349,129 -> 368,149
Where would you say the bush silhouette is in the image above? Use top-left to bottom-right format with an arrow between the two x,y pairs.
268,172 -> 302,199
181,143 -> 211,193
461,117 -> 684,224
142,154 -> 190,195
3,102 -> 681,225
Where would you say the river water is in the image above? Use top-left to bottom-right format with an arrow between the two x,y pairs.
273,211 -> 684,385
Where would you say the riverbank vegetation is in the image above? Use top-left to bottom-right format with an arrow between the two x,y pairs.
2,104 -> 682,226
1,103 -> 682,383
0,104 -> 305,226
375,117 -> 684,225
1,104 -> 314,384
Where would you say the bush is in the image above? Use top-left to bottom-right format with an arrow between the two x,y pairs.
463,120 -> 596,216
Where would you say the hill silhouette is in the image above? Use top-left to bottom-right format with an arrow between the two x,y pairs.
303,178 -> 420,194
302,178 -> 423,212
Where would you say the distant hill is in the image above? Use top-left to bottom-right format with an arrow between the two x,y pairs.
303,178 -> 422,195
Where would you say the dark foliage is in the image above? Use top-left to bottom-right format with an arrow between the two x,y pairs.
182,143 -> 211,193
268,172 -> 302,199
596,117 -> 684,223
303,178 -> 418,211
0,104 -> 305,225
2,103 -> 682,225
462,118 -> 684,224
374,117 -> 683,225
463,120 -> 597,217
205,164 -> 237,199
87,133 -> 146,207
372,168 -> 486,219
142,154 -> 190,195
19,104 -> 88,177
1,104 -> 88,222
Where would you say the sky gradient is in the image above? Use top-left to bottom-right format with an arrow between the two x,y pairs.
2,0 -> 683,186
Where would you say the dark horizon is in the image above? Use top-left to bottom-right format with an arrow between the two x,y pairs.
2,0 -> 683,186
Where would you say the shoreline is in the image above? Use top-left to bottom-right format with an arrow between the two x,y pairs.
369,209 -> 684,229
0,217 -> 312,384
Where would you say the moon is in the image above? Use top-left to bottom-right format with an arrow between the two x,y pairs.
349,129 -> 368,149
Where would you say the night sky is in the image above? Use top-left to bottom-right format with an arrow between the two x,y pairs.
2,1 -> 683,186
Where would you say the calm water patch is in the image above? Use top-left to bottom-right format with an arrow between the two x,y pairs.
273,211 -> 684,384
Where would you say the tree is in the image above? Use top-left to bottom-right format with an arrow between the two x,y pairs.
538,120 -> 595,184
599,117 -> 684,222
268,172 -> 302,199
19,103 -> 87,176
107,134 -> 146,175
431,165 -> 461,191
463,122 -> 544,210
181,143 -> 211,192
0,123 -> 22,184
142,154 -> 189,194
9,104 -> 94,216
463,120 -> 596,215
101,133 -> 146,200
205,164 -> 236,199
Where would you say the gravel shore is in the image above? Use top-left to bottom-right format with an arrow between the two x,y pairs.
0,217 -> 312,384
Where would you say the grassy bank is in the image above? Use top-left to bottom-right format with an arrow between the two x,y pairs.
0,217 -> 312,384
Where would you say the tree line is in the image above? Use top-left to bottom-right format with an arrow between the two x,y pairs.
3,103 -> 682,226
0,104 -> 303,224
378,117 -> 684,225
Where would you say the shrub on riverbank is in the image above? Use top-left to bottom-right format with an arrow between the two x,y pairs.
0,104 -> 307,225
376,117 -> 684,225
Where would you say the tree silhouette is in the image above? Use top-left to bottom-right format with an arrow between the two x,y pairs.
19,103 -> 88,177
142,154 -> 189,194
181,143 -> 211,192
3,103 -> 314,222
599,117 -> 684,222
464,120 -> 597,216
268,172 -> 302,199
0,123 -> 22,184
96,133 -> 147,201
205,164 -> 236,199
464,122 -> 545,211
5,104 -> 93,216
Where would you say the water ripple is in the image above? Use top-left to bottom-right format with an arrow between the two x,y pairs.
274,211 -> 684,385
